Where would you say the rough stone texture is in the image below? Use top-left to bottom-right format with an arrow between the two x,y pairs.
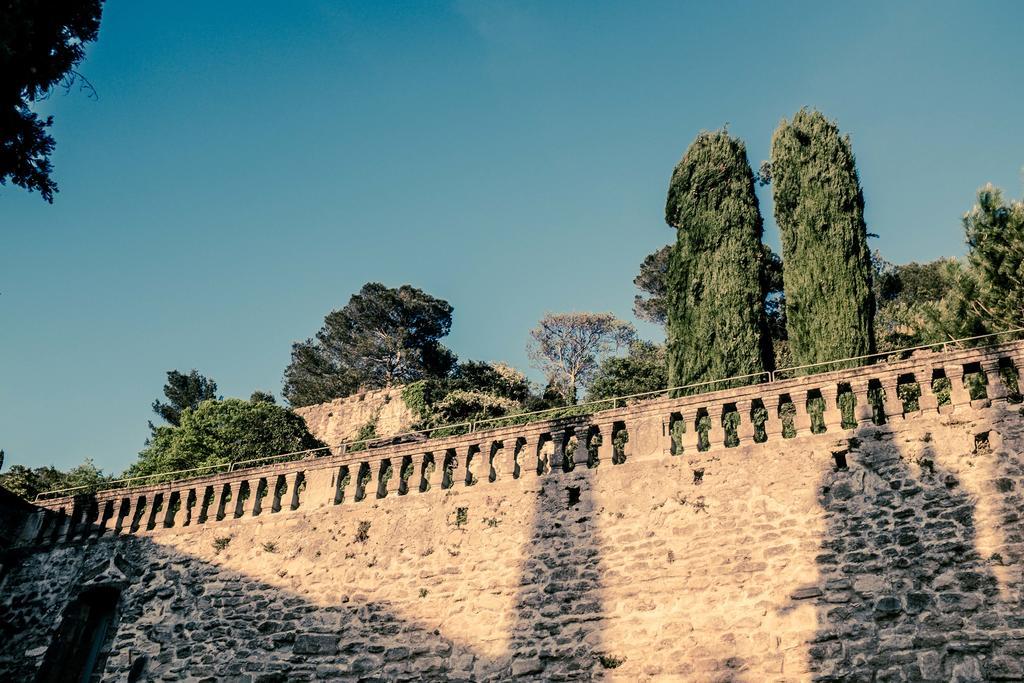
294,387 -> 416,448
2,404 -> 1023,681
4,342 -> 1024,681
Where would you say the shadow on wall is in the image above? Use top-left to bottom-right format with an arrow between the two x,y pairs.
810,406 -> 1024,681
4,458 -> 615,681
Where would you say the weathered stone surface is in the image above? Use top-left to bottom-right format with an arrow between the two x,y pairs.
293,634 -> 339,655
3,342 -> 1024,681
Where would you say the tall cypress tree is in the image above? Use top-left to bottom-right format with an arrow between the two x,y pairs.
770,109 -> 875,368
665,130 -> 769,392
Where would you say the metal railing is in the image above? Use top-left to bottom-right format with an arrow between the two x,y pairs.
33,327 -> 1023,501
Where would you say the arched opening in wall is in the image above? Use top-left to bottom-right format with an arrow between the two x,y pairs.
751,399 -> 768,443
130,496 -> 147,532
441,450 -> 458,489
695,408 -> 711,451
999,357 -> 1022,402
147,493 -> 164,530
896,372 -> 921,413
182,489 -> 197,524
465,446 -> 480,486
929,369 -> 951,408
837,383 -> 856,429
487,442 -> 500,482
806,389 -> 825,434
334,465 -> 351,504
35,509 -> 55,545
722,403 -> 740,447
66,502 -> 85,542
376,459 -> 394,498
611,421 -> 628,464
537,434 -> 553,474
96,500 -> 114,535
866,378 -> 886,424
420,453 -> 436,492
35,586 -> 121,683
565,431 -> 579,472
669,412 -> 684,454
778,394 -> 796,438
584,426 -> 599,468
399,455 -> 414,494
80,498 -> 99,538
163,491 -> 181,528
963,361 -> 987,401
196,487 -> 212,521
251,479 -> 267,516
354,463 -> 372,502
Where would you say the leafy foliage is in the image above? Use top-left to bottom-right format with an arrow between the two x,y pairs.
872,254 -> 967,350
447,361 -> 530,402
770,109 -> 875,367
633,245 -> 671,325
528,312 -> 635,404
960,184 -> 1024,333
587,341 -> 667,401
402,361 -> 533,430
151,369 -> 219,428
1,0 -> 104,202
283,283 -> 456,407
0,459 -> 109,500
127,398 -> 325,481
665,130 -> 769,391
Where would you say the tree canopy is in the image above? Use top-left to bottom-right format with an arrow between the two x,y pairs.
665,130 -> 769,391
283,283 -> 457,407
1,0 -> 104,202
770,108 -> 875,368
586,340 -> 667,401
151,369 -> 219,428
962,184 -> 1024,333
0,459 -> 109,500
127,398 -> 325,481
633,245 -> 671,325
528,312 -> 635,404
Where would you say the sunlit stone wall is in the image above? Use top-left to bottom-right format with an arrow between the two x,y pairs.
2,343 -> 1023,681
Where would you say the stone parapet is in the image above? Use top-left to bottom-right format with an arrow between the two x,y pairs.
25,339 -> 1024,548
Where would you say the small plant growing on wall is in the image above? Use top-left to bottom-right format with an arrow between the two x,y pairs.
401,458 -> 414,487
454,507 -> 468,527
261,542 -> 278,553
419,588 -> 428,598
355,520 -> 371,543
598,654 -> 626,669
212,536 -> 232,554
355,464 -> 372,502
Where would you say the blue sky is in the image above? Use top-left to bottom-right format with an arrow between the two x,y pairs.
3,1 -> 1023,474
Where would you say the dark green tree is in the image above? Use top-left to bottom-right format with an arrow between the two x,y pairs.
770,109 -> 875,368
128,398 -> 325,481
0,459 -> 109,500
633,245 -> 672,325
664,130 -> 769,391
961,184 -> 1024,332
586,340 -> 667,401
1,0 -> 104,202
283,283 -> 457,407
151,370 -> 219,428
447,360 -> 531,403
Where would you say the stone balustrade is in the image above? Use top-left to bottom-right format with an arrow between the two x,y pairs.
22,340 -> 1024,548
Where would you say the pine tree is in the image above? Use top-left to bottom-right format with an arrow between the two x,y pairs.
665,130 -> 769,392
770,109 -> 875,368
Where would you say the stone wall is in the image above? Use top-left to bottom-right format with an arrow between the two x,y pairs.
3,341 -> 1024,681
293,387 -> 416,449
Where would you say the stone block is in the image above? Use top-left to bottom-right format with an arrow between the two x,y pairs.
293,634 -> 339,655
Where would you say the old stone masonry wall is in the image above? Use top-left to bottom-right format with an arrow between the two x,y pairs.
3,403 -> 1024,681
